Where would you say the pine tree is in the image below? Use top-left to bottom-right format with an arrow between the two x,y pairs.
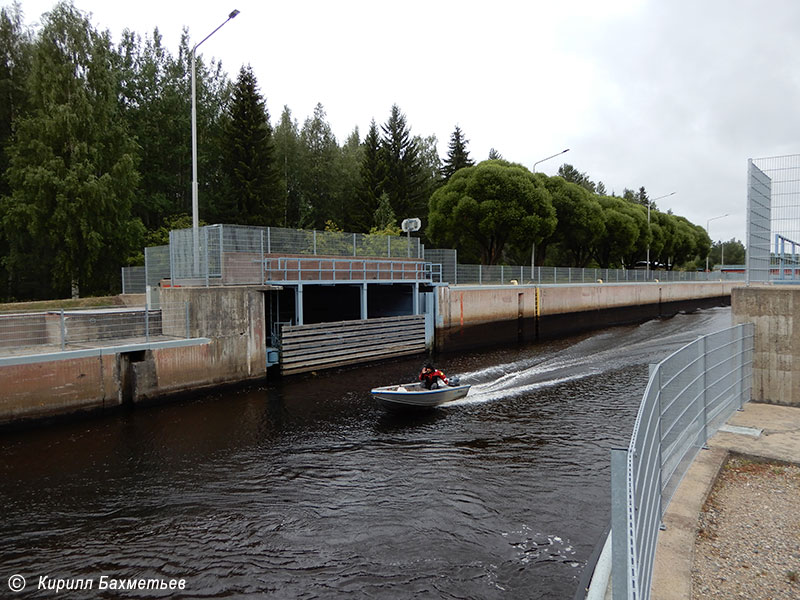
218,64 -> 279,225
1,2 -> 142,298
442,125 -> 473,180
488,148 -> 503,160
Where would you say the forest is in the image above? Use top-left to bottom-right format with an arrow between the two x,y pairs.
0,2 -> 743,302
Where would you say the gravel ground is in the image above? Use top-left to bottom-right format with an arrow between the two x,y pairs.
692,456 -> 800,599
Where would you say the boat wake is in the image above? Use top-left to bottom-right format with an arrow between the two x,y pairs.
445,308 -> 730,407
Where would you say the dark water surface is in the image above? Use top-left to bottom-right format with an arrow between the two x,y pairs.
0,308 -> 733,599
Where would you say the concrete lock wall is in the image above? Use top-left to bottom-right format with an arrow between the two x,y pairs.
0,287 -> 269,426
436,281 -> 738,352
732,285 -> 800,406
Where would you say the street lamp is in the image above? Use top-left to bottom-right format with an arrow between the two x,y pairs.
646,191 -> 676,275
706,213 -> 729,272
532,148 -> 570,173
191,9 -> 240,275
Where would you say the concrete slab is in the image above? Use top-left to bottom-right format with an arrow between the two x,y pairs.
650,402 -> 800,599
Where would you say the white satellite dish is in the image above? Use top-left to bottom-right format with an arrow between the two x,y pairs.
401,218 -> 421,232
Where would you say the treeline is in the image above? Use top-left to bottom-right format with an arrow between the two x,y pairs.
0,2 -> 718,302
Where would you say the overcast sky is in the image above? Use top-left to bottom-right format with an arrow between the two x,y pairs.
13,0 -> 800,243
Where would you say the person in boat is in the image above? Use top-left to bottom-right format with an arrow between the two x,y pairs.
419,362 -> 449,389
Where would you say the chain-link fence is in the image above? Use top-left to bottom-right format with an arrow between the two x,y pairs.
610,323 -> 754,600
0,302 -> 195,357
747,154 -> 800,283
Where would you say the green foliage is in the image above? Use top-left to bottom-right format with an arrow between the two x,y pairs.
298,102 -> 339,230
594,196 -> 642,268
273,105 -> 301,228
442,125 -> 474,181
1,1 -> 142,298
557,163 -> 595,194
217,64 -> 279,225
709,238 -> 745,267
541,176 -> 604,267
380,104 -> 427,222
428,160 -> 556,265
356,119 -> 383,232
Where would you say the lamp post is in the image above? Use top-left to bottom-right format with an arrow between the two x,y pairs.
191,9 -> 240,275
530,148 -> 569,275
706,213 -> 729,272
646,191 -> 676,276
532,148 -> 570,173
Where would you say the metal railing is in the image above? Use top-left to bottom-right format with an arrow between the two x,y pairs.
261,257 -> 441,283
0,302 -> 195,357
610,323 -> 754,600
454,265 -> 744,285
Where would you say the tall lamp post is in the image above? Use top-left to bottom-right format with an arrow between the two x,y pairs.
532,148 -> 570,173
191,9 -> 240,275
531,148 -> 569,274
646,191 -> 676,276
706,213 -> 729,272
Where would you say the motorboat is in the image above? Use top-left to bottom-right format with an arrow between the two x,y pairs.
371,380 -> 471,409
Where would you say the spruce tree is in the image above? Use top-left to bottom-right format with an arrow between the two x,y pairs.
274,105 -> 301,227
218,64 -> 279,225
442,125 -> 473,181
356,119 -> 383,231
379,104 -> 426,221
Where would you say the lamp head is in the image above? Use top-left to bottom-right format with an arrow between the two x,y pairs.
229,9 -> 240,18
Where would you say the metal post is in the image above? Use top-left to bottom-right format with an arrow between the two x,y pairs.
260,229 -> 265,285
353,232 -> 357,257
610,448 -> 631,600
296,284 -> 304,325
699,336 -> 709,446
204,226 -> 209,287
60,309 -> 66,351
185,301 -> 190,338
313,230 -> 317,255
267,226 -> 271,254
145,305 -> 150,343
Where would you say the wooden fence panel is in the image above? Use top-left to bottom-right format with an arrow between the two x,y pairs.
280,315 -> 426,375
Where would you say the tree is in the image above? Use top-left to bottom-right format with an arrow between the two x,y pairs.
297,102 -> 338,229
1,1 -> 143,298
0,2 -> 33,300
274,105 -> 301,227
355,119 -> 383,232
337,126 -> 363,231
593,196 -> 641,268
217,64 -> 279,225
428,160 -> 556,265
442,125 -> 473,181
541,176 -> 605,267
557,163 -> 595,193
488,148 -> 502,160
380,104 -> 426,222
709,239 -> 745,267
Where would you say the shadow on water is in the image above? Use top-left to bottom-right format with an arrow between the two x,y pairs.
0,307 -> 733,599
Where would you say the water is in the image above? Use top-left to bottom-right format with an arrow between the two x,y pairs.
0,308 -> 733,599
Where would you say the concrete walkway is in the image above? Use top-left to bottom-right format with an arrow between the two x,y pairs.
650,402 -> 800,600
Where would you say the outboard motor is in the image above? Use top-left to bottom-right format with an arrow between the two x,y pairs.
448,376 -> 461,387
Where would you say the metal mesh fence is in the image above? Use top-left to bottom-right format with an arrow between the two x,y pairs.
747,154 -> 800,282
612,323 -> 754,600
121,267 -> 145,294
452,265 -> 742,285
169,224 -> 424,286
0,302 -> 195,356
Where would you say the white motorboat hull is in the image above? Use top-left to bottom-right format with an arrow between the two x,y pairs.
371,381 -> 471,409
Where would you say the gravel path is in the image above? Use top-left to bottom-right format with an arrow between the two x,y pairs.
692,456 -> 800,599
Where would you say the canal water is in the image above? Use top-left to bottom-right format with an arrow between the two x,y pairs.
0,307 -> 732,599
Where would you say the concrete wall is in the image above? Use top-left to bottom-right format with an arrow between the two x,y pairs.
437,281 -> 739,352
732,285 -> 800,406
0,287 -> 270,426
